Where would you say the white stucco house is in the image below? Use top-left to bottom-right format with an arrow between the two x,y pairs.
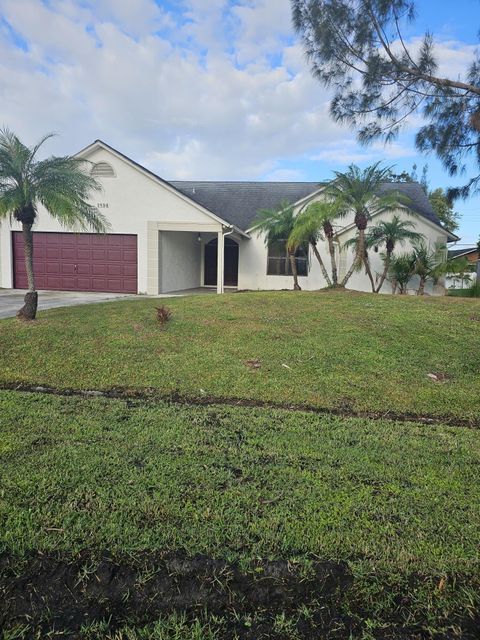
0,140 -> 457,296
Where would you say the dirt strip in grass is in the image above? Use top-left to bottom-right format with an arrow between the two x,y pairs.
1,383 -> 479,429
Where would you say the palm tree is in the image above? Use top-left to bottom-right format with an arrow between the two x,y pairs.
0,129 -> 108,320
252,201 -> 302,290
287,205 -> 332,287
293,201 -> 340,286
388,254 -> 415,294
412,240 -> 446,295
326,163 -> 411,291
365,216 -> 424,293
446,256 -> 472,290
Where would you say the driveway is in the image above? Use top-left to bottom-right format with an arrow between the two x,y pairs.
0,289 -> 133,319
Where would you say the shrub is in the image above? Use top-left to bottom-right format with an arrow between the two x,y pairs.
448,280 -> 480,298
155,305 -> 172,326
467,281 -> 480,297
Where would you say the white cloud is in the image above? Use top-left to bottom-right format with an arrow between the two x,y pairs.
311,140 -> 416,165
0,0 -> 476,182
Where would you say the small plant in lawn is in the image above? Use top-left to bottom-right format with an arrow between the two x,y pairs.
155,305 -> 172,327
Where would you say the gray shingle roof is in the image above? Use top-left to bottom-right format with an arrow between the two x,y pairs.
169,181 -> 324,232
170,180 -> 447,233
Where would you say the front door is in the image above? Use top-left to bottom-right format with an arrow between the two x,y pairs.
204,238 -> 239,287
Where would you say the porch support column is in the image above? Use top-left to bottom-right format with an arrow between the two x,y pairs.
217,230 -> 224,294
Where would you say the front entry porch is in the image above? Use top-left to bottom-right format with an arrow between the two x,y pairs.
148,223 -> 242,295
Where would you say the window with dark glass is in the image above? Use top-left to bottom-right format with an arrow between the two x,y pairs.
266,240 -> 308,276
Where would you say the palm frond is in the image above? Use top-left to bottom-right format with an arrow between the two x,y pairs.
251,200 -> 295,245
365,215 -> 424,250
0,129 -> 107,232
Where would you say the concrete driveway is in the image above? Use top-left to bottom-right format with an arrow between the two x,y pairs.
0,289 -> 133,319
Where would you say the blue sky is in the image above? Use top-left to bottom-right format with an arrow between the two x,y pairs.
0,0 -> 478,244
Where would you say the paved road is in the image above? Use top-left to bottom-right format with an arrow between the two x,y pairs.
0,289 -> 133,319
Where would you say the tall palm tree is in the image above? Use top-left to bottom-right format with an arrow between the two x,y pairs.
326,163 -> 410,290
287,206 -> 332,287
365,216 -> 424,293
0,129 -> 108,320
252,201 -> 302,290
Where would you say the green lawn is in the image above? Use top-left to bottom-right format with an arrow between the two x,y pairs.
1,390 -> 480,638
0,290 -> 479,419
1,291 -> 480,638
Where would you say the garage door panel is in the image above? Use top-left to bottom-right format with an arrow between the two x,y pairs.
107,249 -> 122,261
13,232 -> 137,293
77,277 -> 92,289
107,265 -> 123,276
123,265 -> 137,277
123,279 -> 137,291
46,276 -> 64,289
46,247 -> 61,259
92,236 -> 108,246
91,278 -> 108,289
123,250 -> 136,262
61,248 -> 76,260
92,264 -> 107,276
106,236 -> 122,246
76,264 -> 91,275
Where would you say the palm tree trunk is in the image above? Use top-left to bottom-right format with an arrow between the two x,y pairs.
340,250 -> 358,287
341,228 -> 367,289
357,230 -> 376,293
363,253 -> 376,292
375,251 -> 392,293
17,223 -> 38,320
327,239 -> 338,286
310,241 -> 331,287
322,222 -> 338,286
288,251 -> 301,290
417,277 -> 426,295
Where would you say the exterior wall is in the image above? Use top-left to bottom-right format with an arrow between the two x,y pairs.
160,231 -> 201,293
465,251 -> 479,265
238,233 -> 331,291
0,145 -> 222,294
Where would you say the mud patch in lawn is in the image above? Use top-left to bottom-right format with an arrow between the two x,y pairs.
1,552 -> 479,639
0,551 -> 352,638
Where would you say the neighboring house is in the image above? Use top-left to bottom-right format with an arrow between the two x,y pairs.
0,140 -> 457,295
447,247 -> 479,268
446,246 -> 478,289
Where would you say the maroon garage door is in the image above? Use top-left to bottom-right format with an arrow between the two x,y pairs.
13,232 -> 137,293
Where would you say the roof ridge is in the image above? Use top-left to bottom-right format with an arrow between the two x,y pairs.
169,180 -> 324,185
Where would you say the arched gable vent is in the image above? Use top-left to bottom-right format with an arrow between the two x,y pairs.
91,162 -> 116,178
